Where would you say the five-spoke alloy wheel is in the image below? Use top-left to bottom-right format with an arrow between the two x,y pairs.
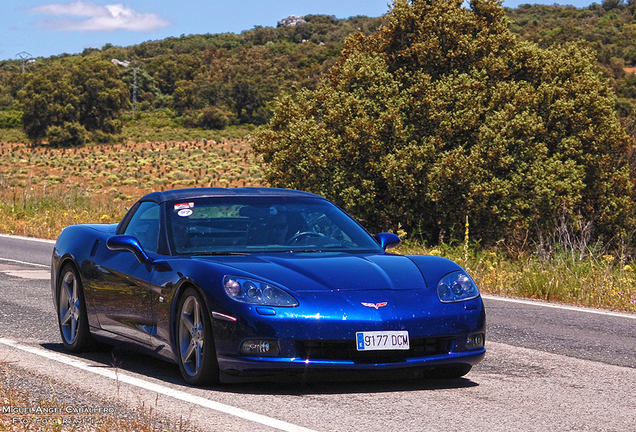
57,264 -> 92,352
176,287 -> 219,385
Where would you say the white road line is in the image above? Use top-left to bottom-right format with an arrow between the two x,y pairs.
0,233 -> 56,244
0,257 -> 49,268
482,294 -> 636,320
2,270 -> 50,280
0,337 -> 318,432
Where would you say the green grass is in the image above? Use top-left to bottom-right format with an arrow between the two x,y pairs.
0,127 -> 28,143
120,110 -> 256,143
0,188 -> 124,239
0,109 -> 256,145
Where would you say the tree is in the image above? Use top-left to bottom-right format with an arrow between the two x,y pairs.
151,54 -> 202,95
602,0 -> 624,11
18,57 -> 129,145
253,0 -> 634,247
71,57 -> 129,134
19,64 -> 79,144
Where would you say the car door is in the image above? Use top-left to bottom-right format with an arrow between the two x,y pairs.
91,201 -> 160,345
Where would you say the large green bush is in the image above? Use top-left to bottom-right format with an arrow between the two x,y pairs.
254,0 -> 634,247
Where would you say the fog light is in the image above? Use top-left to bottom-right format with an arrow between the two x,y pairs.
466,333 -> 484,349
240,339 -> 280,356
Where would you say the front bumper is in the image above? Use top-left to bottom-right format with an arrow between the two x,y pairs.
217,337 -> 486,376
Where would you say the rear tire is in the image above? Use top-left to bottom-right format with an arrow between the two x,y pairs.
176,287 -> 220,386
57,264 -> 93,352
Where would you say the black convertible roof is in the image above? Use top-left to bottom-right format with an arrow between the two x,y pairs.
140,187 -> 323,203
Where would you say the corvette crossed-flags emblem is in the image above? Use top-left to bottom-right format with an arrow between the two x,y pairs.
361,302 -> 388,310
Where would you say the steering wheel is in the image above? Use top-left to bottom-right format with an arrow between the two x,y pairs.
286,231 -> 325,245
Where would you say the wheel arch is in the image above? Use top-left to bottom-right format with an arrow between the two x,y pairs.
53,256 -> 82,308
169,279 -> 218,357
170,278 -> 221,385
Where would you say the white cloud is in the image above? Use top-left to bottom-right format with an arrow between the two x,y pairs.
29,1 -> 171,32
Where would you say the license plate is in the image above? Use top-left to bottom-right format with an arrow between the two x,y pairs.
356,331 -> 410,351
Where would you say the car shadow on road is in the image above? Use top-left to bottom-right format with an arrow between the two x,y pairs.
41,342 -> 184,382
218,369 -> 479,395
40,342 -> 479,395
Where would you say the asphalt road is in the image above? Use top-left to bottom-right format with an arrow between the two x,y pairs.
0,234 -> 635,431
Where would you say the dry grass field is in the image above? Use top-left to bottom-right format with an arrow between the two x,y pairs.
0,139 -> 262,239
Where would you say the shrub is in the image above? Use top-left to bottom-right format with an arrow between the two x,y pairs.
47,122 -> 89,147
0,110 -> 22,128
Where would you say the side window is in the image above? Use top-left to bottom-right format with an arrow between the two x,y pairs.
124,201 -> 160,254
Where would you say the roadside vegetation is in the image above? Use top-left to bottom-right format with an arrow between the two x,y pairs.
0,367 -> 172,432
395,233 -> 636,314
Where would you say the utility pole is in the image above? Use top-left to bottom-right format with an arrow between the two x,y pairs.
112,58 -> 140,117
16,51 -> 33,73
131,65 -> 140,117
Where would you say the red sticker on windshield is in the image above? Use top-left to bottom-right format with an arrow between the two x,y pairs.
174,202 -> 194,211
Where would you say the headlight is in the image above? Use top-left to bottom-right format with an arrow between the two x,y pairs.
437,271 -> 480,303
223,276 -> 298,307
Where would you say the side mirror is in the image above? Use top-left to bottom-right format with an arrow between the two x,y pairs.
375,232 -> 401,250
107,235 -> 151,264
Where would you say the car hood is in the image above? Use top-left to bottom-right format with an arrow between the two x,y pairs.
198,253 -> 428,292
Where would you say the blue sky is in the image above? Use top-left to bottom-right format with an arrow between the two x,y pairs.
1,0 -> 598,62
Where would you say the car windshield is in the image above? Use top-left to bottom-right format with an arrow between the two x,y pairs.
166,196 -> 382,255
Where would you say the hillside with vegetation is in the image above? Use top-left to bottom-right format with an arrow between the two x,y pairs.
1,2 -> 636,141
0,14 -> 385,145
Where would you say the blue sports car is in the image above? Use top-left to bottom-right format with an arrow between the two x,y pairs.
51,187 -> 485,385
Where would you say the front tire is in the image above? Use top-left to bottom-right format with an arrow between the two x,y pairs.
176,287 -> 219,385
57,264 -> 93,352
